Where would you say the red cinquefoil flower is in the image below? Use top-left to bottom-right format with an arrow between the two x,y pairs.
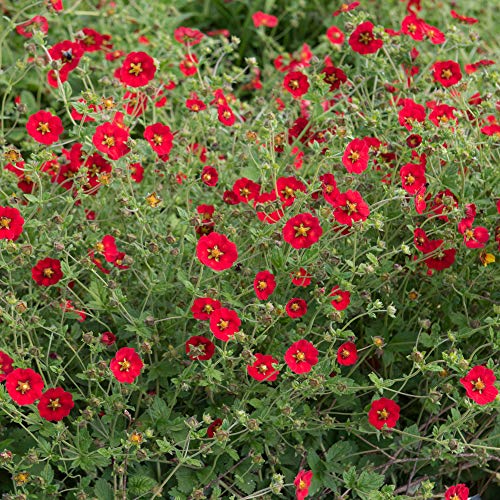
332,190 -> 370,226
398,99 -> 426,131
110,347 -> 144,383
252,11 -> 278,28
445,484 -> 469,500
38,387 -> 74,421
459,221 -> 489,249
217,104 -> 236,126
291,268 -> 312,287
207,418 -> 223,437
196,232 -> 238,271
119,51 -> 156,87
320,173 -> 339,205
0,207 -> 24,241
101,331 -> 116,346
174,26 -> 204,46
191,297 -> 221,320
286,298 -> 308,319
429,104 -> 456,127
186,336 -> 215,361
294,470 -> 313,500
322,64 -> 347,91
209,307 -> 241,341
330,286 -> 351,311
284,339 -> 319,374
349,21 -> 383,54
233,178 -> 261,203
326,26 -> 345,45
201,166 -> 218,186
460,366 -> 498,405
337,342 -> 358,366
276,176 -> 307,206
400,162 -> 426,195
93,121 -> 130,160
283,71 -> 310,98
432,60 -> 462,87
6,368 -> 44,405
179,53 -> 198,76
283,213 -> 323,249
342,138 -> 369,174
144,123 -> 174,156
0,351 -> 14,382
424,244 -> 456,271
254,270 -> 277,300
247,353 -> 279,382
32,258 -> 63,286
368,398 -> 400,429
16,16 -> 49,38
26,110 -> 63,145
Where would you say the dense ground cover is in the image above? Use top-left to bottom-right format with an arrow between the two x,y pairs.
0,0 -> 499,498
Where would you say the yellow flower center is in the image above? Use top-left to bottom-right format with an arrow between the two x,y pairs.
341,349 -> 351,358
283,186 -> 295,198
298,479 -> 307,490
441,68 -> 453,79
257,281 -> 267,290
0,217 -> 11,228
37,122 -> 51,134
346,201 -> 358,215
119,358 -> 131,372
17,380 -> 31,394
217,319 -> 229,330
257,364 -> 268,374
129,62 -> 143,76
43,268 -> 54,277
405,174 -> 415,185
348,151 -> 360,162
153,134 -> 163,145
208,246 -> 224,261
377,408 -> 389,420
288,79 -> 299,90
102,135 -> 115,147
359,32 -> 373,45
48,398 -> 61,409
473,378 -> 485,393
294,351 -> 305,362
294,223 -> 310,237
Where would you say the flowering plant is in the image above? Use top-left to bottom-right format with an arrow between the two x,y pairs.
0,0 -> 498,498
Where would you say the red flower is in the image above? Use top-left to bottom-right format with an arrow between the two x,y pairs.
291,268 -> 312,287
78,27 -> 105,52
254,271 -> 277,300
5,368 -> 44,405
252,11 -> 278,28
284,339 -> 319,374
400,162 -> 426,195
321,65 -> 347,91
47,40 -> 84,87
217,104 -> 236,126
26,110 -> 63,145
368,398 -> 400,430
48,0 -> 63,11
93,121 -> 130,160
0,351 -> 14,382
333,1 -> 359,16
398,99 -> 426,130
276,176 -> 307,206
38,387 -> 74,421
196,232 -> 238,272
460,366 -> 498,405
186,336 -> 215,361
432,60 -> 462,87
283,71 -> 310,98
110,347 -> 144,383
329,286 -> 351,311
179,53 -> 198,76
424,244 -> 456,271
144,123 -> 174,156
450,9 -> 478,24
294,470 -> 313,500
123,91 -> 148,117
191,297 -> 221,320
332,190 -> 370,226
349,21 -> 383,55
0,206 -> 24,241
247,353 -> 279,382
430,189 -> 458,222
337,342 -> 357,366
342,138 -> 369,174
174,26 -> 204,46
286,298 -> 308,319
233,178 -> 260,203
209,307 -> 241,341
320,173 -> 339,205
186,97 -> 206,112
201,166 -> 218,187
129,162 -> 144,183
429,104 -> 456,126
401,15 -> 425,41
282,213 -> 323,249
445,484 -> 469,500
326,26 -> 345,45
32,258 -> 63,286
16,16 -> 49,38
207,418 -> 223,437
459,220 -> 489,249
100,331 -> 116,346
119,51 -> 156,87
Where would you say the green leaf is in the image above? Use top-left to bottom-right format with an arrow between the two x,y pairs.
94,478 -> 114,500
128,475 -> 157,496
